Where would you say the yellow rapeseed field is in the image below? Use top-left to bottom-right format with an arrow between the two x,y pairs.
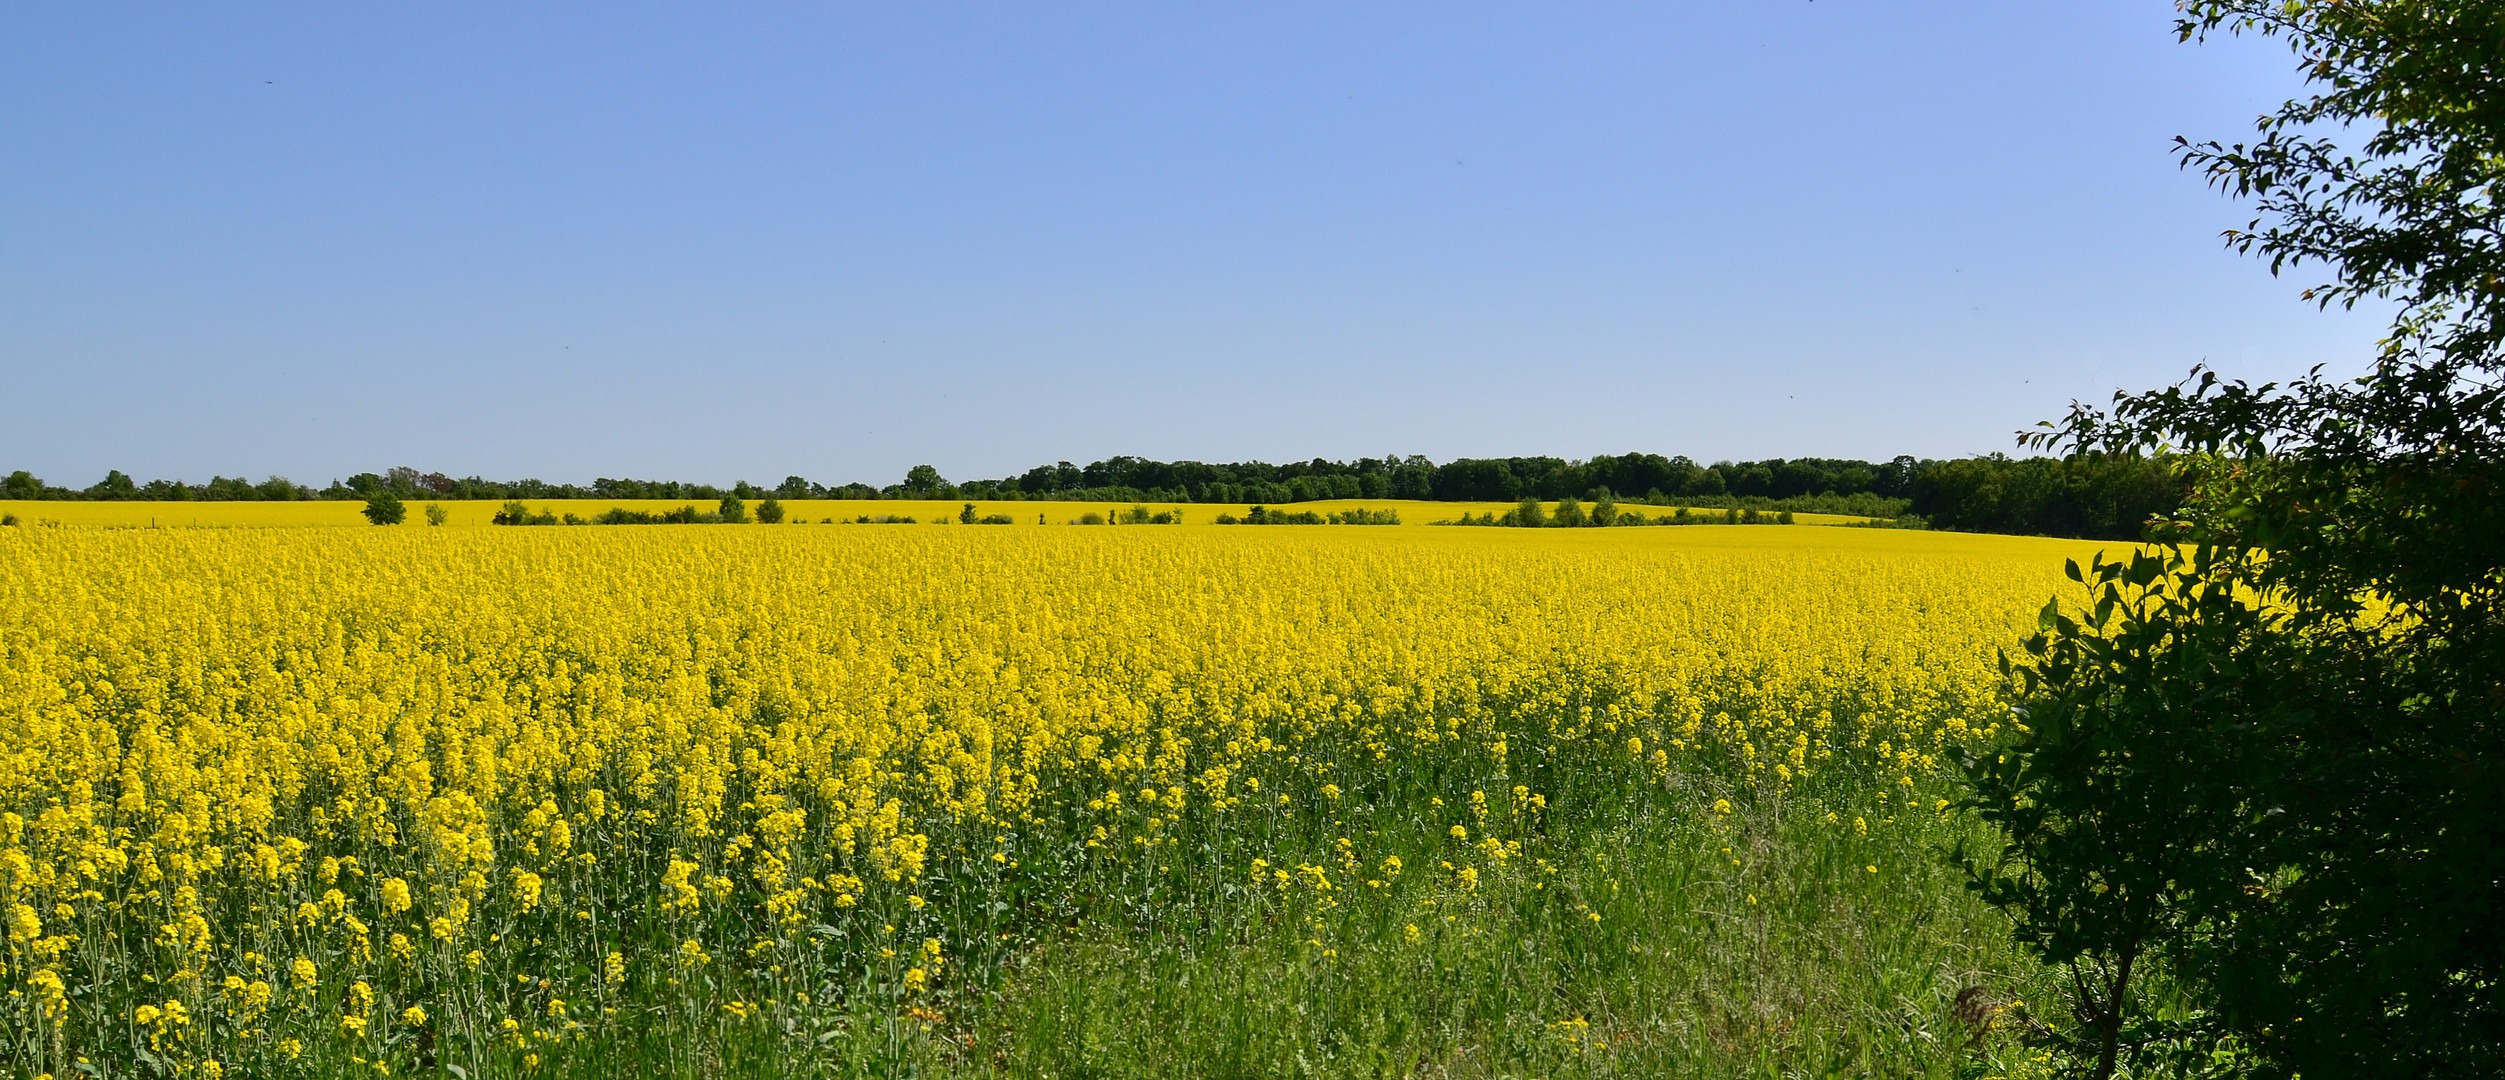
0,524 -> 2109,1076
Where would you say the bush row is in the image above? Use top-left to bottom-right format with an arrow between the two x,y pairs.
1443,497 -> 1794,528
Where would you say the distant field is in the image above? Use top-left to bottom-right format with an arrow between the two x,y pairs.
0,497 -> 1882,528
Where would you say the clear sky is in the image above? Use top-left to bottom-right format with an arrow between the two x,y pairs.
1,2 -> 2389,490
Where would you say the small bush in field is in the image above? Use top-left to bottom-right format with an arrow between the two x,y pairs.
361,490 -> 406,525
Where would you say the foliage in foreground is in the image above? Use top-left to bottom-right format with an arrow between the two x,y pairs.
1965,2 -> 2505,1076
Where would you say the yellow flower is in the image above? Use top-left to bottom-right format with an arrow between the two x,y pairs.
661,859 -> 701,915
378,877 -> 412,917
27,968 -> 68,1020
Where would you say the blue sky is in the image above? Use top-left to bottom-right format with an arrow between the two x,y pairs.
1,2 -> 2386,489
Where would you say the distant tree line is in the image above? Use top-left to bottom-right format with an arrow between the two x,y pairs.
2,451 -> 2183,539
1447,495 -> 1794,528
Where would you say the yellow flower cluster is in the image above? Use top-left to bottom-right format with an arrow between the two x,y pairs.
0,523 -> 2101,1074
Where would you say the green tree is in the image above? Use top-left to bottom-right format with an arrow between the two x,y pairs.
1551,496 -> 1586,527
960,503 -> 978,524
756,498 -> 785,524
86,470 -> 138,500
1965,4 -> 2505,1076
1513,496 -> 1545,528
2,471 -> 41,501
1590,491 -> 1619,527
718,496 -> 749,524
902,465 -> 947,496
422,503 -> 448,526
361,491 -> 406,525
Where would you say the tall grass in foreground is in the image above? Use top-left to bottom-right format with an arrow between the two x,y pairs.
560,775 -> 2059,1079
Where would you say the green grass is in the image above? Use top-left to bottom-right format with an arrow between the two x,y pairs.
541,777 -> 2058,1079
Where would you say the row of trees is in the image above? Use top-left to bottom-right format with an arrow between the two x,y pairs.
956,452 -> 1924,504
0,467 -> 830,505
4,454 -> 2180,539
2,469 -> 324,502
1908,453 -> 2180,540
